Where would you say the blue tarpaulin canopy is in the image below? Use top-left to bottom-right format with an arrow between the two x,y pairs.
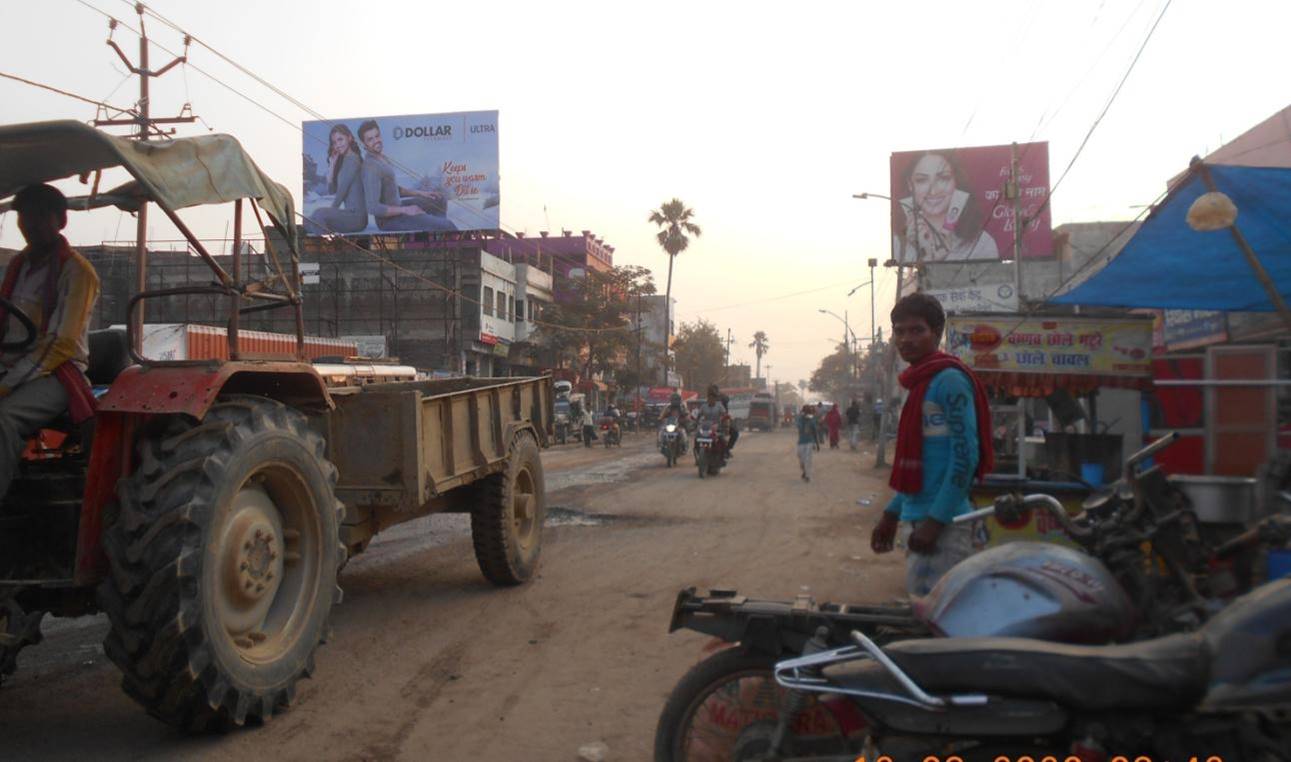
1054,164 -> 1291,311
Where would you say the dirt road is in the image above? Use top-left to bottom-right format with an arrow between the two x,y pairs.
0,427 -> 904,761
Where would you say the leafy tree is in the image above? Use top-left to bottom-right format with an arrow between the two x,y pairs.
537,265 -> 656,391
671,319 -> 725,392
809,342 -> 857,403
648,199 -> 701,382
748,330 -> 769,380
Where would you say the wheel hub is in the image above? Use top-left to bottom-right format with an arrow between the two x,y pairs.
232,521 -> 279,602
217,486 -> 286,637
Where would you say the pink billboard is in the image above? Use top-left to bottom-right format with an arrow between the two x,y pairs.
889,142 -> 1052,264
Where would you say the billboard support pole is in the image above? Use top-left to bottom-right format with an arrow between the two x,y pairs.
1010,142 -> 1023,306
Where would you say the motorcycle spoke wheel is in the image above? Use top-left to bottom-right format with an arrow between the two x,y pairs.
671,667 -> 851,761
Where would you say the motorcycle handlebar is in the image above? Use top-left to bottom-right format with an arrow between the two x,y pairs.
954,493 -> 1094,542
1125,431 -> 1179,470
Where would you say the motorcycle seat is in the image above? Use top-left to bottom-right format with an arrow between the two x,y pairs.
823,632 -> 1207,712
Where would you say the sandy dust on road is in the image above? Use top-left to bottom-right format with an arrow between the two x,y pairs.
0,428 -> 904,761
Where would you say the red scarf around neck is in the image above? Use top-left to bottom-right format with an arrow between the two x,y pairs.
888,350 -> 994,495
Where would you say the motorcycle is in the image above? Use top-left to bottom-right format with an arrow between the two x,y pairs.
554,414 -> 570,445
750,577 -> 1291,760
654,432 -> 1291,758
660,417 -> 686,468
601,416 -> 622,448
694,419 -> 728,478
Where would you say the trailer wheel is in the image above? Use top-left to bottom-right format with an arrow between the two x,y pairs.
471,432 -> 546,586
98,396 -> 345,731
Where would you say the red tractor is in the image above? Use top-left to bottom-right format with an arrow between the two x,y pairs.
0,121 -> 552,730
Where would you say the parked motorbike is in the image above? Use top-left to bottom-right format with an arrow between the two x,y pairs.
694,419 -> 728,478
660,417 -> 686,468
554,415 -> 570,445
747,577 -> 1291,760
654,432 -> 1291,759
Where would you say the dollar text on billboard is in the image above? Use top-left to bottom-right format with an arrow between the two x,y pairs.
889,142 -> 1052,265
301,110 -> 499,237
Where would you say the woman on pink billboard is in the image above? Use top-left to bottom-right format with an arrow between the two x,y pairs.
892,151 -> 999,264
304,124 -> 369,235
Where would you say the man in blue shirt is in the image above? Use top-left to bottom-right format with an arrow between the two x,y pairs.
870,293 -> 993,595
796,405 -> 818,482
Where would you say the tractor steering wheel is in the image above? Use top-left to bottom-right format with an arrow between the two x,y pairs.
0,297 -> 38,352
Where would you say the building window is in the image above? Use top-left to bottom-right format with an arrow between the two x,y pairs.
509,296 -> 517,322
483,286 -> 494,316
497,290 -> 507,319
515,300 -> 525,324
530,300 -> 540,321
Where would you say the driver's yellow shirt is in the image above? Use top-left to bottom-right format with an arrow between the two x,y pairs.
0,242 -> 99,388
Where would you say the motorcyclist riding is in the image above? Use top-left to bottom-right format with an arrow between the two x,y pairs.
661,390 -> 689,454
695,385 -> 732,459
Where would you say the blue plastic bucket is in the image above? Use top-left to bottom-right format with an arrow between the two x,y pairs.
1080,462 -> 1105,488
1267,549 -> 1291,581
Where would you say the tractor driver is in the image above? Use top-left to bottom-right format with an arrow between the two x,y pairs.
0,184 -> 100,498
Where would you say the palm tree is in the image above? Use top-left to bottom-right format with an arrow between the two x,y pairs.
749,331 -> 769,381
648,199 -> 701,383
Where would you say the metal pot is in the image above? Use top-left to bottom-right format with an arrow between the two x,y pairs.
1169,474 -> 1258,524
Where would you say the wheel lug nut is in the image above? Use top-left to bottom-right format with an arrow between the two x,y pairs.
240,562 -> 248,571
255,584 -> 265,593
254,529 -> 263,540
245,580 -> 253,590
266,572 -> 274,581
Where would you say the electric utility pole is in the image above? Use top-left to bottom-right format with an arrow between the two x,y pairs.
93,3 -> 195,348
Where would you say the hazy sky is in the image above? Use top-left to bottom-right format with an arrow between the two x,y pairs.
2,0 -> 1288,387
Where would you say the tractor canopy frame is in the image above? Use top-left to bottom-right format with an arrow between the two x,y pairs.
0,119 -> 312,369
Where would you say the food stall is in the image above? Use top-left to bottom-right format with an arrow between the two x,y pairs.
944,312 -> 1156,546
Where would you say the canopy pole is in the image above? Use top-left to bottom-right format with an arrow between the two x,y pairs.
1193,158 -> 1291,333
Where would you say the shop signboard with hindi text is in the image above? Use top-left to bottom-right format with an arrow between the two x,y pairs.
302,110 -> 499,236
889,142 -> 1052,265
944,315 -> 1153,377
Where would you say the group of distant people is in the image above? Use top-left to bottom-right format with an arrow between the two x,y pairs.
304,122 -> 458,236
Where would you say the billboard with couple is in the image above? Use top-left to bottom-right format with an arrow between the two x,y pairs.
889,142 -> 1052,264
302,110 -> 499,236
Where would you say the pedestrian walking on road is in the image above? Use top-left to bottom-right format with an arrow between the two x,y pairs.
870,293 -> 994,596
824,403 -> 842,449
796,405 -> 818,481
579,405 -> 596,448
846,399 -> 862,451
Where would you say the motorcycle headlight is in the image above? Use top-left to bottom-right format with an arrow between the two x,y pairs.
665,424 -> 677,433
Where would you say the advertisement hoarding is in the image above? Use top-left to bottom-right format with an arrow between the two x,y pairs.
889,142 -> 1052,264
944,315 -> 1153,377
302,110 -> 498,236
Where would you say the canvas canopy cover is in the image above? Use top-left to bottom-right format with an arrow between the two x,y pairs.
0,120 -> 298,246
1054,163 -> 1291,312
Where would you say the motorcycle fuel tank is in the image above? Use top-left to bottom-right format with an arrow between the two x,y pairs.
916,541 -> 1136,643
1200,577 -> 1291,711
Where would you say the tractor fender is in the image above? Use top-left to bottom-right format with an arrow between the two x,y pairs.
98,361 -> 333,420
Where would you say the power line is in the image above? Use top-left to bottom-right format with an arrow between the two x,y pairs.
1028,0 -> 1173,225
692,276 -> 873,315
0,70 -> 137,116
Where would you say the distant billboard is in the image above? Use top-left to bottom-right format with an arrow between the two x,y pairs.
302,110 -> 499,236
889,142 -> 1051,264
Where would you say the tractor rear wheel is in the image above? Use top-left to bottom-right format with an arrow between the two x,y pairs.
98,395 -> 345,731
471,433 -> 546,586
